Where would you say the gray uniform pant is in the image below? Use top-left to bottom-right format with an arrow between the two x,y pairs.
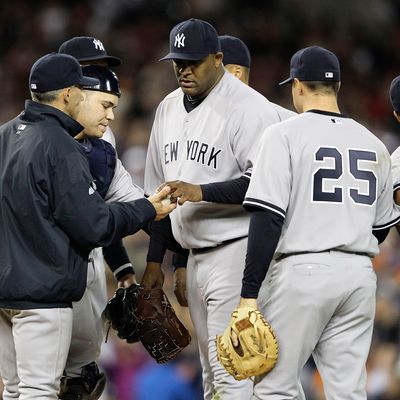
65,248 -> 107,377
0,307 -> 72,399
187,238 -> 253,400
255,251 -> 376,400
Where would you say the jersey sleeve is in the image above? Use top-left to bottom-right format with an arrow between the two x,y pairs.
373,150 -> 400,230
144,105 -> 165,196
391,146 -> 400,192
243,125 -> 291,219
105,158 -> 144,202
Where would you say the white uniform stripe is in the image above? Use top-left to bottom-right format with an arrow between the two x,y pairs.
243,172 -> 251,179
373,214 -> 400,230
243,198 -> 286,218
112,263 -> 133,278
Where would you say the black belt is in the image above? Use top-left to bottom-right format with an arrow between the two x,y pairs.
191,236 -> 246,255
276,249 -> 370,262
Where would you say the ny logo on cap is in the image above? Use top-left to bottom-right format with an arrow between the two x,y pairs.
174,33 -> 186,48
325,72 -> 333,78
93,39 -> 105,51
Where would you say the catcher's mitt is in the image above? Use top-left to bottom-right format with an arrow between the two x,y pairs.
103,283 -> 142,343
104,284 -> 191,364
216,307 -> 278,381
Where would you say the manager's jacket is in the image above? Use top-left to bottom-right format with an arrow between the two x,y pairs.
0,100 -> 155,309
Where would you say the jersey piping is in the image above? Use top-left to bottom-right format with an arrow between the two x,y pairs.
243,197 -> 286,218
306,109 -> 350,118
373,214 -> 400,230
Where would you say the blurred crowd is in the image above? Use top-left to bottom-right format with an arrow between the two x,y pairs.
1,0 -> 400,398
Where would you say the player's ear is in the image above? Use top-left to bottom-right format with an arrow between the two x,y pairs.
61,86 -> 73,104
293,78 -> 302,95
214,52 -> 223,68
234,66 -> 242,80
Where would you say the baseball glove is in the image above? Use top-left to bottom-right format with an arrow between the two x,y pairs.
103,283 -> 142,343
104,284 -> 191,363
216,307 -> 278,381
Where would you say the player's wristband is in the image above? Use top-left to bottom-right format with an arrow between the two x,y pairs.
113,263 -> 135,281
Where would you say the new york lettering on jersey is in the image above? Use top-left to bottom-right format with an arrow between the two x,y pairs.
164,140 -> 222,168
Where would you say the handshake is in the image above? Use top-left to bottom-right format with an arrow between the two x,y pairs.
148,180 -> 203,221
147,185 -> 176,221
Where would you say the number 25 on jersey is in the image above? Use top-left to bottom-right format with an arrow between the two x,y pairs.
312,147 -> 377,205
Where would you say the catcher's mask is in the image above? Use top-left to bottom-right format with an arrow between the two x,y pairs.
81,65 -> 121,97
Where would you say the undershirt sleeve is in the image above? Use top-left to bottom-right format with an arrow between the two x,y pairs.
201,175 -> 249,204
241,208 -> 284,299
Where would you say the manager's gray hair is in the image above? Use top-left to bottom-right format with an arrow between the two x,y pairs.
30,88 -> 63,103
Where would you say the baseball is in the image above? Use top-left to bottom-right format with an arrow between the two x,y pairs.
161,195 -> 171,206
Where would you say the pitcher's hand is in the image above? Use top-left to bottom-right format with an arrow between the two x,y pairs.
158,181 -> 202,205
141,262 -> 164,289
174,267 -> 188,307
148,185 -> 177,220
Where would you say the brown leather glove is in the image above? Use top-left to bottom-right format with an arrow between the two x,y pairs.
104,284 -> 191,363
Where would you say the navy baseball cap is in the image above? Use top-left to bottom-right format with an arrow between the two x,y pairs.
279,46 -> 340,85
219,35 -> 251,68
81,65 -> 121,97
159,18 -> 220,61
389,76 -> 400,112
58,36 -> 122,66
29,53 -> 99,92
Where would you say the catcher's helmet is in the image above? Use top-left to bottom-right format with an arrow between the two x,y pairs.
81,65 -> 121,97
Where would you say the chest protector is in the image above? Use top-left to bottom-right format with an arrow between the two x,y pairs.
80,138 -> 116,199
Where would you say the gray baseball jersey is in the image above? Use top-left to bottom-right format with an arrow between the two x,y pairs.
104,127 -> 144,202
144,72 -> 295,249
390,145 -> 400,191
244,110 -> 400,258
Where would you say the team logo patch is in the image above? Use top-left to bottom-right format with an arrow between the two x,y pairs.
325,72 -> 333,78
15,124 -> 26,135
174,33 -> 186,48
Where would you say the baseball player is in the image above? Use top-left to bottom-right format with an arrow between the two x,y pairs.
57,37 -> 141,399
219,35 -> 251,84
142,18 -> 294,400
388,76 -> 400,205
61,67 -> 143,400
58,38 -> 188,399
170,33 -> 297,302
231,46 -> 400,399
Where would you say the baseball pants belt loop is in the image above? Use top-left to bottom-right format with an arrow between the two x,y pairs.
191,236 -> 247,255
276,249 -> 369,262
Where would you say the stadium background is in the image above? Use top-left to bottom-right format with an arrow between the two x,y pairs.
1,0 -> 400,398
